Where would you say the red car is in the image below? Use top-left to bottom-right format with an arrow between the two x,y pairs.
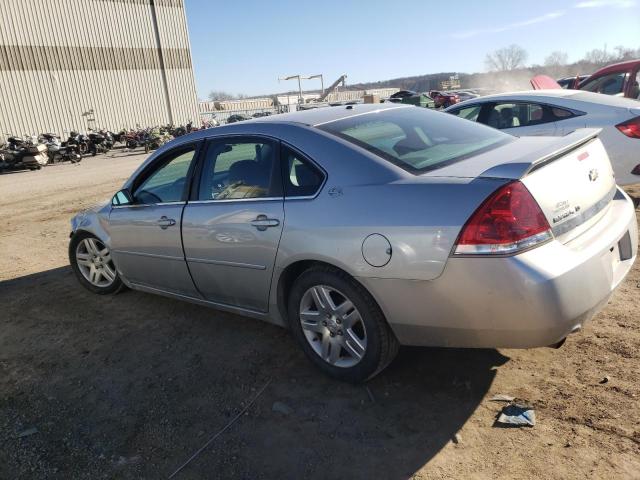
429,90 -> 460,108
532,59 -> 640,100
579,60 -> 640,99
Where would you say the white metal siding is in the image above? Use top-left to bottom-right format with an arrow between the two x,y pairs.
0,0 -> 199,139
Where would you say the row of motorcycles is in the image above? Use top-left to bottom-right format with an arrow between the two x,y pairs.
0,121 -> 216,172
114,121 -> 217,152
0,130 -> 117,171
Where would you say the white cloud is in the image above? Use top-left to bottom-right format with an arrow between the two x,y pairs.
574,0 -> 636,7
451,11 -> 566,39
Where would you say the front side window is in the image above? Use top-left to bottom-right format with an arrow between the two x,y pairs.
281,146 -> 324,197
449,105 -> 482,122
198,139 -> 279,200
581,72 -> 628,96
134,146 -> 196,204
318,107 -> 512,174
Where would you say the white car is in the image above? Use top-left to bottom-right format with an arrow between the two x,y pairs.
445,90 -> 640,185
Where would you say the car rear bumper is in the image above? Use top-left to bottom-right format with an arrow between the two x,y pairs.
359,188 -> 638,348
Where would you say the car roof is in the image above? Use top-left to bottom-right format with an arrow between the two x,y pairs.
164,104 -> 413,146
249,103 -> 411,126
591,58 -> 640,76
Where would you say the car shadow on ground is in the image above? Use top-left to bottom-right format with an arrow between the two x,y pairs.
0,267 -> 509,479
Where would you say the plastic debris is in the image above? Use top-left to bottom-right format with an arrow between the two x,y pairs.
452,433 -> 462,444
490,394 -> 515,402
271,401 -> 293,415
497,402 -> 536,427
17,427 -> 38,438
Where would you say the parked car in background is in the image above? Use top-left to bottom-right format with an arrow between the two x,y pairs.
226,114 -> 251,123
579,60 -> 640,99
445,90 -> 640,185
429,90 -> 460,108
399,92 -> 436,108
557,75 -> 590,89
455,91 -> 480,102
532,59 -> 640,100
387,90 -> 417,103
69,104 -> 637,382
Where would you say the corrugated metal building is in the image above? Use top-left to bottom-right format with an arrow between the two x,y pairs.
0,0 -> 199,138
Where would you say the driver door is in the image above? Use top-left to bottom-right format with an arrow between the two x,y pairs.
109,143 -> 200,296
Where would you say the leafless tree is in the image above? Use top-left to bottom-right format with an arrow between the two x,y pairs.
207,91 -> 249,101
485,45 -> 528,72
613,45 -> 637,61
544,51 -> 569,67
208,90 -> 235,101
583,47 -> 616,65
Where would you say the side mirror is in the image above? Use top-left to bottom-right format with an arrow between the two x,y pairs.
112,189 -> 133,206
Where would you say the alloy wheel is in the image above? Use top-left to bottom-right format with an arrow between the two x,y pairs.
299,285 -> 367,368
75,238 -> 117,287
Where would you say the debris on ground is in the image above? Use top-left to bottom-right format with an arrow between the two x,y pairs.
272,401 -> 293,416
17,427 -> 38,438
489,394 -> 515,402
365,386 -> 375,403
452,433 -> 462,444
496,402 -> 536,427
599,376 -> 610,384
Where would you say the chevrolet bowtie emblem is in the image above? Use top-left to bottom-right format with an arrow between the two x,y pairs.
588,169 -> 599,182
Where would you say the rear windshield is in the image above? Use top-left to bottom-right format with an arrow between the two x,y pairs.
318,107 -> 513,174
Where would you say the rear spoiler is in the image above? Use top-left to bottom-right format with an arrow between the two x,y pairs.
530,75 -> 562,90
480,128 -> 602,179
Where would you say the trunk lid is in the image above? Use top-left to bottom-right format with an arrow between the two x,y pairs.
424,129 -> 617,243
530,75 -> 562,90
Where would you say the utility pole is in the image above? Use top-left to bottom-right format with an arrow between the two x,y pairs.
302,74 -> 324,96
278,75 -> 304,104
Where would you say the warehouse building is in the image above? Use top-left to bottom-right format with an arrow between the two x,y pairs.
0,0 -> 199,138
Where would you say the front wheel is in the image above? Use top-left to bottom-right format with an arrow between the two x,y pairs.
287,266 -> 399,383
69,232 -> 125,295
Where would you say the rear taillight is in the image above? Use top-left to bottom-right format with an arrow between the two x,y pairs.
616,116 -> 640,139
454,181 -> 553,255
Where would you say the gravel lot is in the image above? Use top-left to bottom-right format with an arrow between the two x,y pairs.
1,152 -> 639,479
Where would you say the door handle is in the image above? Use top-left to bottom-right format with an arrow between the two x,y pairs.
250,214 -> 280,231
157,216 -> 176,229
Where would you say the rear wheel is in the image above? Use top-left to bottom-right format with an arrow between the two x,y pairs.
287,266 -> 399,383
69,232 -> 124,295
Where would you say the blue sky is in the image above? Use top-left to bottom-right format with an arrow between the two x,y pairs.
185,0 -> 640,98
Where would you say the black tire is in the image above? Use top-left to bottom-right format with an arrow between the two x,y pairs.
287,266 -> 399,383
69,231 -> 125,295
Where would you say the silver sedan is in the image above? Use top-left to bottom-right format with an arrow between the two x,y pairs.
444,90 -> 640,185
69,104 -> 638,382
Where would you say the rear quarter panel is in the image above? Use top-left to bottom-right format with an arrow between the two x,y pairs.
274,178 -> 508,282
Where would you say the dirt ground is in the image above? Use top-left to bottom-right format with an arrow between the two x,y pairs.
0,152 -> 638,480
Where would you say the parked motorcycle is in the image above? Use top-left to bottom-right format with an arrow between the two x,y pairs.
0,135 -> 48,171
39,133 -> 81,164
87,131 -> 110,155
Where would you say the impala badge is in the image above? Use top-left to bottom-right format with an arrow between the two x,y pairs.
589,169 -> 599,182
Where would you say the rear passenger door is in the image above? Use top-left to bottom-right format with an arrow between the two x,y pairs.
181,137 -> 284,312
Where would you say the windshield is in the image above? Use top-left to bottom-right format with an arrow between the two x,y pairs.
318,107 -> 513,174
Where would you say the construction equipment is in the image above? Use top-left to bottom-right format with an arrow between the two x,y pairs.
318,74 -> 347,102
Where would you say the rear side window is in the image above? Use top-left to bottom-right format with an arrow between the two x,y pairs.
281,146 -> 324,197
485,102 -> 550,129
318,107 -> 512,174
